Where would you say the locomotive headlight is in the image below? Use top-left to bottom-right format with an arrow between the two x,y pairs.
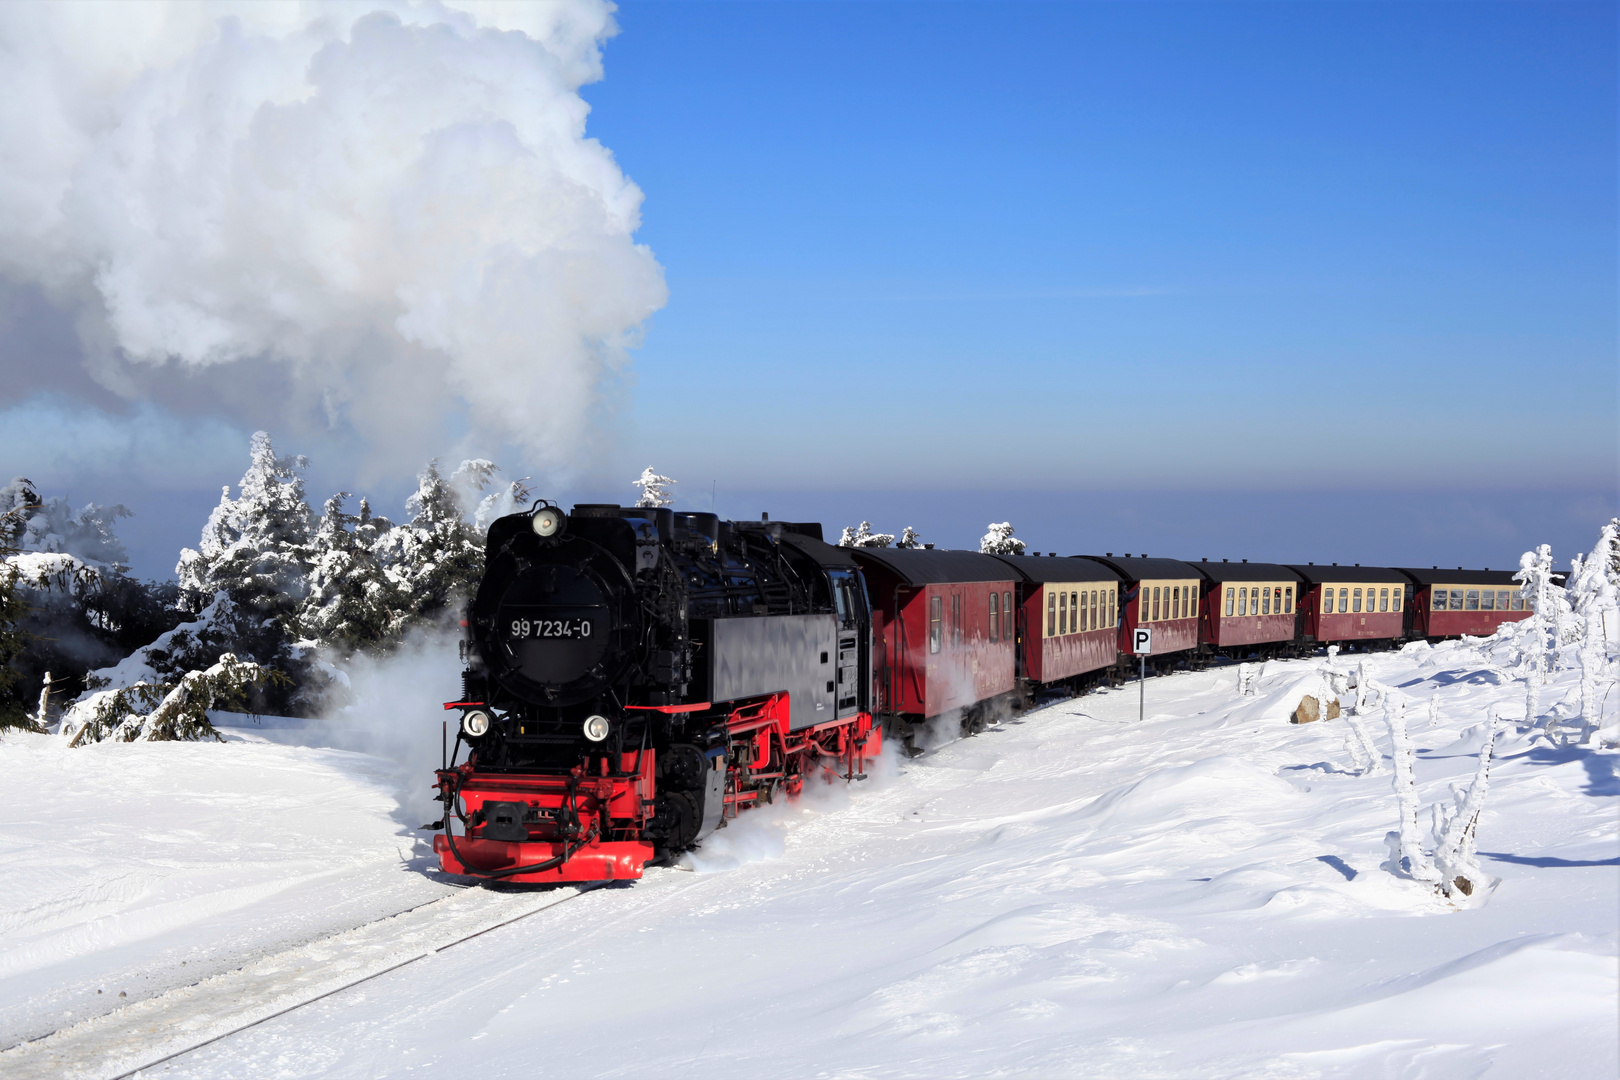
461,710 -> 492,738
582,714 -> 611,742
532,506 -> 566,539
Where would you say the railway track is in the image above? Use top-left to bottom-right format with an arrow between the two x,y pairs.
0,880 -> 600,1080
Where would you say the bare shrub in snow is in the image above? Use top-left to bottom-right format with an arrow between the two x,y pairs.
633,468 -> 676,508
61,653 -> 273,746
839,522 -> 894,548
1429,710 -> 1503,898
979,522 -> 1025,555
1566,521 -> 1620,746
1382,694 -> 1441,887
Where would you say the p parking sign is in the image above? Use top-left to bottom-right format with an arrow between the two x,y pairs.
1132,627 -> 1153,655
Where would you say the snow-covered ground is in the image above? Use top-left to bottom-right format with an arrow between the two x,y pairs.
2,637 -> 1615,1079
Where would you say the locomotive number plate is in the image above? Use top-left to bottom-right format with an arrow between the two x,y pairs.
509,618 -> 594,640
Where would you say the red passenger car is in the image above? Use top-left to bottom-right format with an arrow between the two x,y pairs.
1186,560 -> 1305,660
1398,567 -> 1538,639
850,549 -> 1017,738
1091,556 -> 1202,666
1287,564 -> 1407,646
986,553 -> 1123,689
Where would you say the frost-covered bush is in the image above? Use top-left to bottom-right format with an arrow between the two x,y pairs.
896,526 -> 923,550
0,479 -> 184,725
1380,692 -> 1499,900
839,522 -> 895,548
632,467 -> 676,508
1566,522 -> 1619,745
60,653 -> 271,745
979,522 -> 1025,555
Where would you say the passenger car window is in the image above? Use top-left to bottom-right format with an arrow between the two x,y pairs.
1225,587 -> 1235,617
1005,592 -> 1014,635
1379,587 -> 1388,612
1261,588 -> 1270,615
1497,589 -> 1509,609
929,596 -> 942,654
1152,587 -> 1161,621
1512,594 -> 1524,611
1071,591 -> 1080,631
1284,586 -> 1294,614
1450,590 -> 1464,611
1339,587 -> 1349,612
1048,591 -> 1057,636
1058,591 -> 1067,635
1480,590 -> 1494,611
1239,587 -> 1248,616
1352,588 -> 1362,612
989,591 -> 999,642
1391,587 -> 1402,611
1465,589 -> 1479,611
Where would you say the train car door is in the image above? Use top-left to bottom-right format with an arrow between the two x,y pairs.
827,569 -> 870,719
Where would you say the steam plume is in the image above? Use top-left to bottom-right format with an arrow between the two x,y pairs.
0,1 -> 666,469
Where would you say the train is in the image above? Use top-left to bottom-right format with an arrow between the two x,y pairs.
430,501 -> 1538,884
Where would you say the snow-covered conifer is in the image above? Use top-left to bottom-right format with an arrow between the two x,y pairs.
633,467 -> 676,508
176,432 -> 313,620
299,493 -> 400,656
979,522 -> 1025,555
839,522 -> 894,548
896,527 -> 923,550
60,653 -> 271,746
371,460 -> 485,635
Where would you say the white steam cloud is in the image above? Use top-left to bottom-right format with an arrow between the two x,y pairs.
0,1 -> 666,469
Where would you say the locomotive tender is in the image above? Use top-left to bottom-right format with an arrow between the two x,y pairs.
433,502 -> 1541,884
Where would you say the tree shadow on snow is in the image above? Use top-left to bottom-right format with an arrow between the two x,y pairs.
1316,855 -> 1357,880
1498,744 -> 1620,798
1280,761 -> 1364,777
1479,852 -> 1620,868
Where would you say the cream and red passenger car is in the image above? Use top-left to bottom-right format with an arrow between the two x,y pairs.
987,553 -> 1123,688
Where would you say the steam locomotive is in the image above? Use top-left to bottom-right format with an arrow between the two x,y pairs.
432,501 -> 1537,883
432,503 -> 881,883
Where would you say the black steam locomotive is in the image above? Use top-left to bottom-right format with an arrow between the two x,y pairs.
433,502 -> 881,882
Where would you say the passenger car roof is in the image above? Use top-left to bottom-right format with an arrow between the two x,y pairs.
1085,555 -> 1201,581
986,553 -> 1122,584
849,548 -> 1015,585
1286,564 -> 1407,585
1396,567 -> 1525,587
1183,560 -> 1304,584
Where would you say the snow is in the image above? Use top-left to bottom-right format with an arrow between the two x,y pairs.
2,638 -> 1615,1078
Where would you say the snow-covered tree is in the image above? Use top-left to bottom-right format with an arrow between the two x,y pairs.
1515,544 -> 1562,722
60,653 -> 272,746
0,510 -> 28,729
896,526 -> 923,549
298,493 -> 401,656
176,431 -> 313,620
1567,521 -> 1619,745
0,478 -> 182,722
633,467 -> 676,508
371,460 -> 485,635
839,522 -> 894,548
979,522 -> 1025,555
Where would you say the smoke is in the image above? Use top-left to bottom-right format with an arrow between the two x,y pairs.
312,624 -> 465,825
0,1 -> 666,472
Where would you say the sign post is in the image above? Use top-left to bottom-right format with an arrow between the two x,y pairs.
1131,627 -> 1153,723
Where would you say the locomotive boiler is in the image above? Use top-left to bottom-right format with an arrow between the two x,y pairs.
432,502 -> 881,883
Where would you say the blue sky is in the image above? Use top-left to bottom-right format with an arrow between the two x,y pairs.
1,1 -> 1614,576
593,1 -> 1614,488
